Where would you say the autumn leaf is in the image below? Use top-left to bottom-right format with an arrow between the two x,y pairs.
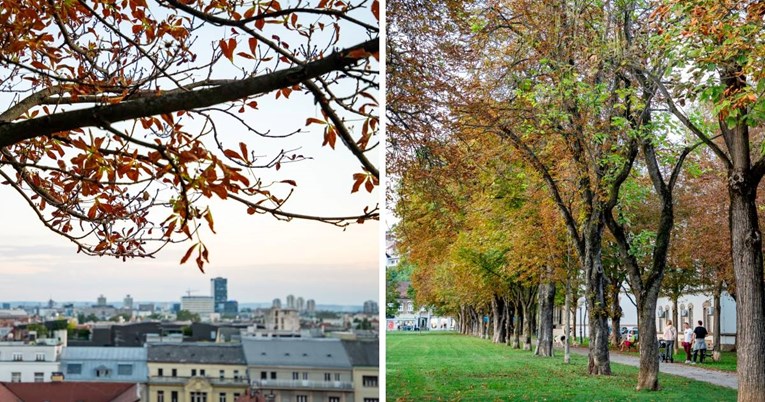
220,38 -> 236,62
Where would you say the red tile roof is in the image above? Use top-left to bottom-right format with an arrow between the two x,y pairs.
0,382 -> 138,402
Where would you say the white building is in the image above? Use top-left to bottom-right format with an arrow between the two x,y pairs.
180,296 -> 214,320
0,330 -> 66,383
266,308 -> 300,332
570,291 -> 737,350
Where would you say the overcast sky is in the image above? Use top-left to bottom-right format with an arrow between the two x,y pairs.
0,151 -> 379,305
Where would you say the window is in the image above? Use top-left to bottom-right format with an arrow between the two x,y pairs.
329,397 -> 340,402
270,371 -> 276,380
200,369 -> 206,377
362,375 -> 378,387
233,369 -> 240,380
171,391 -> 178,402
296,396 -> 308,402
95,367 -> 111,377
292,371 -> 299,380
191,369 -> 197,376
219,370 -> 225,380
172,368 -> 177,377
34,372 -> 44,382
218,393 -> 227,402
324,372 -> 331,381
67,364 -> 82,375
363,399 -> 379,402
334,373 -> 341,381
233,394 -> 240,400
260,371 -> 267,380
302,372 -> 308,380
157,391 -> 165,402
35,353 -> 45,361
12,353 -> 22,361
11,372 -> 20,383
118,364 -> 133,375
158,368 -> 164,377
190,392 -> 208,402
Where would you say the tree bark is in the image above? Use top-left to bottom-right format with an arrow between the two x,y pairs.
636,291 -> 661,391
505,298 -> 514,346
535,280 -> 556,356
492,295 -> 506,344
512,303 -> 522,349
713,282 -> 722,352
564,278 -> 571,363
584,222 -> 611,375
672,295 -> 679,354
522,299 -> 532,350
729,185 -> 765,402
607,275 -> 623,348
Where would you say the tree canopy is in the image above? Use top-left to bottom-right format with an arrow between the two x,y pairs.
0,0 -> 379,271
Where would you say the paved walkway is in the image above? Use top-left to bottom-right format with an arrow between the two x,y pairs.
568,348 -> 738,389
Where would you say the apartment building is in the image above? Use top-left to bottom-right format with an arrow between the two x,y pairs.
147,343 -> 248,402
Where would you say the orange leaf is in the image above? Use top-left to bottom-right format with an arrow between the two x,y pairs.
220,38 -> 236,61
371,0 -> 379,21
223,149 -> 243,161
306,117 -> 325,125
248,37 -> 258,55
180,244 -> 195,264
204,210 -> 216,234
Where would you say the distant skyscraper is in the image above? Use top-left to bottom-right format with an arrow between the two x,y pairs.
286,294 -> 296,309
97,295 -> 107,306
296,297 -> 305,312
211,277 -> 228,313
306,299 -> 316,313
124,294 -> 134,309
363,300 -> 379,314
272,298 -> 282,308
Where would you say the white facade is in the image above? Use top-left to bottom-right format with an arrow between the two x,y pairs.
267,308 -> 300,331
571,291 -> 737,350
619,291 -> 736,349
0,341 -> 63,383
180,296 -> 214,319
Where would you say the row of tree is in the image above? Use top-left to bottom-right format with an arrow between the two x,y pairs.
388,0 -> 765,400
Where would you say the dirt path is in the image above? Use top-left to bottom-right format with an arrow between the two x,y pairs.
568,347 -> 737,389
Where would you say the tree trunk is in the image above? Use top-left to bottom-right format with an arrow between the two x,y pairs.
671,295 -> 679,354
729,187 -> 765,402
636,292 -> 661,391
608,279 -> 623,348
585,222 -> 611,375
535,281 -> 556,356
564,277 -> 572,363
713,282 -> 722,352
512,303 -> 522,349
522,300 -> 532,350
492,295 -> 506,344
505,298 -> 513,346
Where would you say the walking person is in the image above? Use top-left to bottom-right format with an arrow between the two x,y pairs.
682,322 -> 693,363
663,320 -> 677,363
691,320 -> 709,364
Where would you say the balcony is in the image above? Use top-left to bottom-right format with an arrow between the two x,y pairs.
251,379 -> 353,391
148,376 -> 249,386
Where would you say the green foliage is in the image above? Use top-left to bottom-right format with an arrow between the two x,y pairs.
175,310 -> 200,323
26,323 -> 48,339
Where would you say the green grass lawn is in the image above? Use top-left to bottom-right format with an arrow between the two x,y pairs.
615,346 -> 737,372
387,332 -> 737,401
